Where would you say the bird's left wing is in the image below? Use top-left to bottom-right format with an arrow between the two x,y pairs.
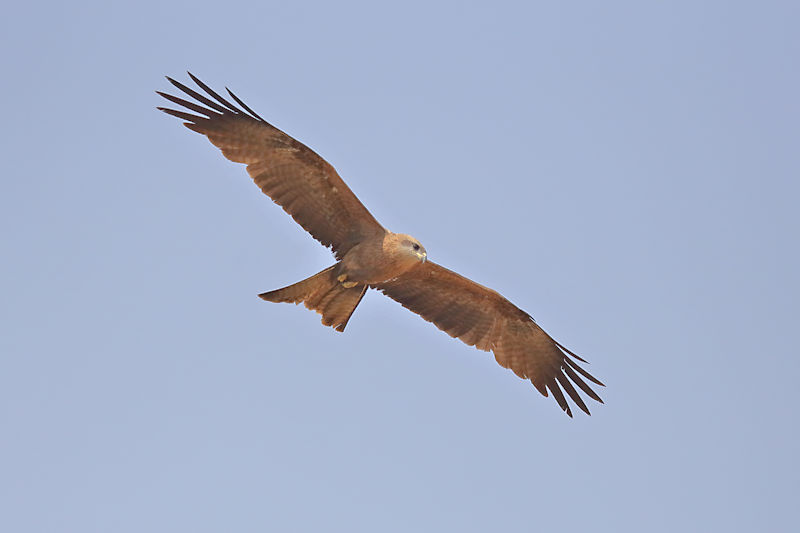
157,73 -> 385,260
375,261 -> 604,416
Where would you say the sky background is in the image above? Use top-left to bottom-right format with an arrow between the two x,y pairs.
2,1 -> 799,531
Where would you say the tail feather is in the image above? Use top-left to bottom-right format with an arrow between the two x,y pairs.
258,265 -> 366,332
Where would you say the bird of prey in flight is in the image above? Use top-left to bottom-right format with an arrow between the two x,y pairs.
158,73 -> 604,416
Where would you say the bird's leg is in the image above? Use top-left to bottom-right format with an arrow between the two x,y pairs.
337,273 -> 359,289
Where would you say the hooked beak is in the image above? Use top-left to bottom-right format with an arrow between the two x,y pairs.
418,251 -> 427,263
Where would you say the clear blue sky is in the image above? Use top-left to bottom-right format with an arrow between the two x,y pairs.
2,1 -> 798,531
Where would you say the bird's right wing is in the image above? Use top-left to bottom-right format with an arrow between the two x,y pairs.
157,73 -> 385,260
375,261 -> 604,416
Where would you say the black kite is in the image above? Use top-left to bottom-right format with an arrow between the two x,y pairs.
158,73 -> 604,416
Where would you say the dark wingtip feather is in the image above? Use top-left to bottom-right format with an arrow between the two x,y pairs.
562,363 -> 604,403
565,357 -> 605,387
556,373 -> 591,416
187,72 -> 241,114
157,91 -> 221,118
164,75 -> 231,115
157,107 -> 205,123
226,87 -> 265,121
553,339 -> 589,363
165,76 -> 184,91
547,380 -> 572,417
530,377 -> 549,397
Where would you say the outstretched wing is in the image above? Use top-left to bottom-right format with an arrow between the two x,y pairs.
375,262 -> 604,416
157,73 -> 385,260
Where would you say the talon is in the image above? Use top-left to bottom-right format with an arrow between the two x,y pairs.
337,274 -> 348,282
342,281 -> 358,288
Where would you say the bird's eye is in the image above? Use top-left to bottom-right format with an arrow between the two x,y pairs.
412,243 -> 420,251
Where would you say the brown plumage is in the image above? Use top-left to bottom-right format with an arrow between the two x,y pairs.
158,73 -> 604,417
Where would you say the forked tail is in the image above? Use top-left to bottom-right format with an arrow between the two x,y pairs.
258,265 -> 366,332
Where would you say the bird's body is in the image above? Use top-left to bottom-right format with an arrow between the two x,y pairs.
158,74 -> 604,416
341,232 -> 427,286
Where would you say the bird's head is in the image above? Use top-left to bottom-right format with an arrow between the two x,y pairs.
397,234 -> 427,263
